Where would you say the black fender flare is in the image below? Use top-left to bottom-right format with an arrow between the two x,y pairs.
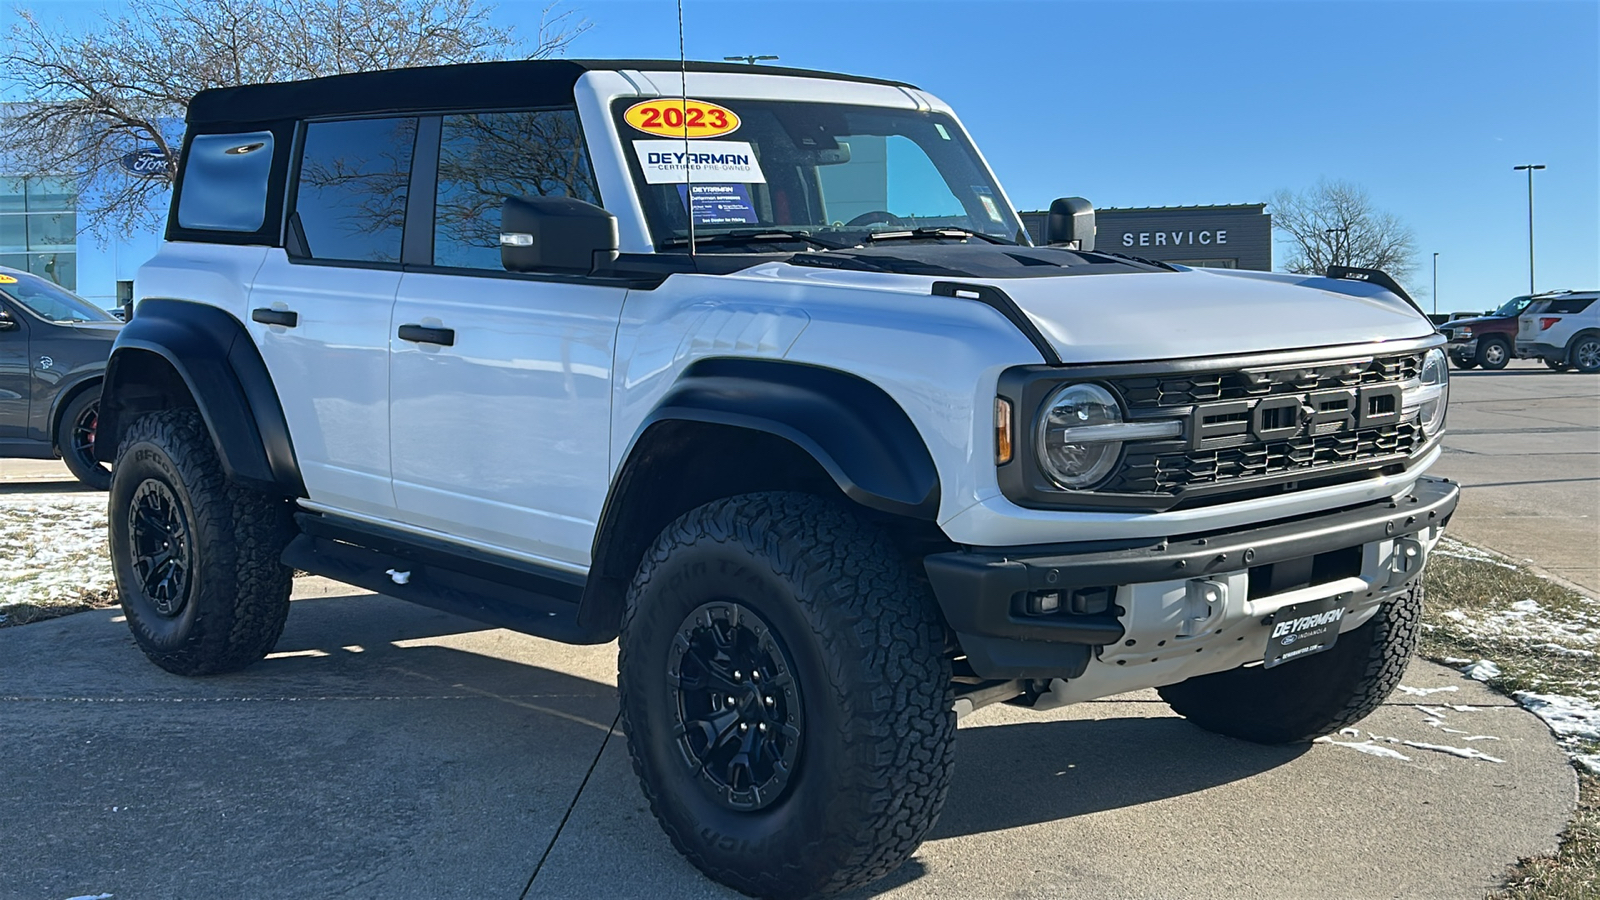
630,357 -> 939,518
98,298 -> 304,496
577,357 -> 942,634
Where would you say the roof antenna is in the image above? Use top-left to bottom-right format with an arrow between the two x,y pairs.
677,0 -> 695,257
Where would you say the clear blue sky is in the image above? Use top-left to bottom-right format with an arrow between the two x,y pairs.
12,0 -> 1598,311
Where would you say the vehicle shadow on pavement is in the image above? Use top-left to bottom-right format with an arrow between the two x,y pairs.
0,479 -> 100,494
931,718 -> 1307,839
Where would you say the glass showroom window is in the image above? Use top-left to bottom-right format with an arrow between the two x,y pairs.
0,175 -> 77,289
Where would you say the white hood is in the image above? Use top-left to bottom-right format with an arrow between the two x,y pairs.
1001,267 -> 1436,363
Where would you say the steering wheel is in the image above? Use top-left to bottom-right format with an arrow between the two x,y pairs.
844,210 -> 906,227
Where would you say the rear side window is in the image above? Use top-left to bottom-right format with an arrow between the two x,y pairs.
176,132 -> 275,232
1545,297 -> 1595,315
292,117 -> 418,264
432,110 -> 599,270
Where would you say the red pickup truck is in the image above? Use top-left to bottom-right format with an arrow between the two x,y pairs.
1440,294 -> 1540,370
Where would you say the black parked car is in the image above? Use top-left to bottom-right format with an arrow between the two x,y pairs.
0,266 -> 121,488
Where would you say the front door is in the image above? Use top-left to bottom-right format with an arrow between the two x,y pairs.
246,116 -> 419,519
389,273 -> 625,568
0,298 -> 28,438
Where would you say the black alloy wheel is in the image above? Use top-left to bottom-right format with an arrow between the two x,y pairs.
127,478 -> 193,617
669,600 -> 803,811
59,391 -> 113,490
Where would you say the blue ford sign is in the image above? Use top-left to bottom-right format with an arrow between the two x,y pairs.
118,148 -> 170,179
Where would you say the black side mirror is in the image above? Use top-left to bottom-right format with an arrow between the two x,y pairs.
1045,197 -> 1096,251
500,195 -> 620,275
0,310 -> 16,331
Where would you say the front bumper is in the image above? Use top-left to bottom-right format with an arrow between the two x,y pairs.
925,476 -> 1459,680
1448,339 -> 1477,358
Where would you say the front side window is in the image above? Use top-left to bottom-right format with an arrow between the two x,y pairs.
177,132 -> 275,232
433,110 -> 600,270
293,118 -> 417,264
1493,295 -> 1535,317
0,269 -> 116,322
612,98 -> 1025,250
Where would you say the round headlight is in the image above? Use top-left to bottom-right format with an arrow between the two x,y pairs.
1403,347 -> 1449,437
1037,383 -> 1123,489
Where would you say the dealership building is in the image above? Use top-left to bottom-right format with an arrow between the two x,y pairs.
1020,203 -> 1272,270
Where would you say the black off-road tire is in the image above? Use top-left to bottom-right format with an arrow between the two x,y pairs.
618,492 -> 955,900
109,409 -> 294,675
1157,581 -> 1423,745
1475,337 -> 1511,370
58,390 -> 112,491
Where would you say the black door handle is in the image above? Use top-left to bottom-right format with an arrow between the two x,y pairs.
398,324 -> 455,347
251,307 -> 298,327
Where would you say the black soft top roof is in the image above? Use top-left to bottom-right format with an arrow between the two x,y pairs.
186,59 -> 916,126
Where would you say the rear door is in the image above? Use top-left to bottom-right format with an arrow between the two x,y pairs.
246,116 -> 419,519
388,109 -> 624,568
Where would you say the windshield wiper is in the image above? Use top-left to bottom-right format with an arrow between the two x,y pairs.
865,227 -> 1014,245
659,229 -> 850,251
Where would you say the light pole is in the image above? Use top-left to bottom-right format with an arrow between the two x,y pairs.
724,54 -> 779,65
1432,252 -> 1439,315
1513,164 -> 1545,293
1326,226 -> 1349,268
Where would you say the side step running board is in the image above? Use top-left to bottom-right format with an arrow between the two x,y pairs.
281,530 -> 615,646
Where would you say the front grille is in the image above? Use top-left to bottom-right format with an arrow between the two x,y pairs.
1102,351 -> 1427,499
1110,421 -> 1421,494
1114,352 -> 1422,410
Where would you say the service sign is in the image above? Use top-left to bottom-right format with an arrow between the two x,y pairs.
624,98 -> 741,139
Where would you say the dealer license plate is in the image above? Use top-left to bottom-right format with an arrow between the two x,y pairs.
1262,594 -> 1348,669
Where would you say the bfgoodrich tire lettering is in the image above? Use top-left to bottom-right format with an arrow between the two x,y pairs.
1157,581 -> 1422,744
109,409 -> 293,675
618,492 -> 954,899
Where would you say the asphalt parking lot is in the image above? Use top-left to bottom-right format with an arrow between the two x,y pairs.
1432,360 -> 1600,593
0,364 -> 1591,900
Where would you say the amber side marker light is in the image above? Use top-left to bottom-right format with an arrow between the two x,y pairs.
995,397 -> 1014,465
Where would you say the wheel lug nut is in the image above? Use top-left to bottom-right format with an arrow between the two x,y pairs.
725,696 -> 736,708
739,722 -> 748,733
733,670 -> 742,681
751,671 -> 761,682
764,696 -> 774,707
758,723 -> 768,733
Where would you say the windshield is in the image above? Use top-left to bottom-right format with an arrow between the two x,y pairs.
612,97 -> 1026,250
0,270 -> 118,323
1494,295 -> 1535,317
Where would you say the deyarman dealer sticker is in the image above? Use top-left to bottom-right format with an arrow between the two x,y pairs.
633,140 -> 767,185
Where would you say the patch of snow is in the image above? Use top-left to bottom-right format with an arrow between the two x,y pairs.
1447,705 -> 1479,712
1398,685 -> 1459,696
0,493 -> 112,610
1577,755 -> 1600,775
1463,659 -> 1502,682
61,894 -> 114,900
1415,704 -> 1452,717
1513,692 -> 1600,743
1338,727 -> 1360,737
1401,740 -> 1505,763
1441,656 -> 1473,665
1510,599 -> 1542,614
1462,735 -> 1501,742
1314,736 -> 1411,760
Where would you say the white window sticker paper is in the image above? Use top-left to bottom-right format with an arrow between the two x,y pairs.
634,140 -> 767,185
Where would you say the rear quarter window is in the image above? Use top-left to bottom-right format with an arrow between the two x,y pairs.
1544,297 -> 1596,315
176,132 -> 276,232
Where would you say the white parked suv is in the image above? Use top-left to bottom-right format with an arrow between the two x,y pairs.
1516,290 -> 1600,372
100,59 -> 1458,898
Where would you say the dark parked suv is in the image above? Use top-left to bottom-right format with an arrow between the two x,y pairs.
0,266 -> 120,488
1440,293 -> 1540,370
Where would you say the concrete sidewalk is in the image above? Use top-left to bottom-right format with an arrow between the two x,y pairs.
1,582 -> 1575,900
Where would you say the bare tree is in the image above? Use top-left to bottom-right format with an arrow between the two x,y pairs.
0,0 -> 589,236
1271,179 -> 1419,287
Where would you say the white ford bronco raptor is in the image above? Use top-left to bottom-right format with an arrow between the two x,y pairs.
101,59 -> 1458,899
